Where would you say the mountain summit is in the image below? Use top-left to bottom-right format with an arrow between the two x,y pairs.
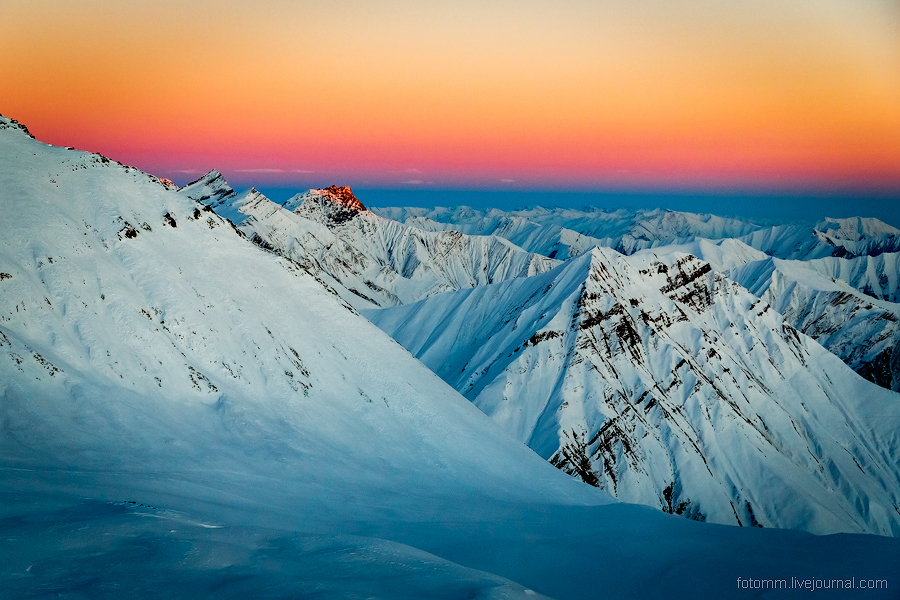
366,246 -> 900,535
319,185 -> 367,212
288,185 -> 368,225
187,177 -> 557,308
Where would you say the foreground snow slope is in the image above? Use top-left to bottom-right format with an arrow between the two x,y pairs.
182,173 -> 556,308
0,115 -> 589,598
0,114 -> 601,502
367,247 -> 900,535
2,115 -> 899,599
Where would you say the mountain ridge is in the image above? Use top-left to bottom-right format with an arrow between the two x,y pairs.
366,246 -> 900,535
376,205 -> 900,260
180,175 -> 559,308
4,113 -> 900,598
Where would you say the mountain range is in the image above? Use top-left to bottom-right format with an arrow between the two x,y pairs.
2,113 -> 899,598
184,143 -> 900,535
374,205 -> 900,260
180,171 -> 556,309
366,246 -> 900,535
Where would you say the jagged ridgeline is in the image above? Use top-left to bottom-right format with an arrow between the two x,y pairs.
367,247 -> 900,535
3,113 -> 900,598
174,147 -> 900,535
374,205 -> 900,260
188,167 -> 900,394
180,172 -> 557,309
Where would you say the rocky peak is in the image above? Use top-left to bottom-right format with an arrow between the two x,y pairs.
0,114 -> 36,139
291,185 -> 368,226
318,185 -> 367,212
179,169 -> 236,208
156,177 -> 179,191
185,169 -> 227,189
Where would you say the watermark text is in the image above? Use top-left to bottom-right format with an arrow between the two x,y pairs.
736,577 -> 888,591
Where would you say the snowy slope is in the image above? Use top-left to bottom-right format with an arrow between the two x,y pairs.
729,257 -> 900,391
787,252 -> 900,302
632,238 -> 770,273
0,117 -> 601,504
182,175 -> 557,308
735,217 -> 900,260
635,241 -> 900,390
366,247 -> 900,535
0,114 -> 598,598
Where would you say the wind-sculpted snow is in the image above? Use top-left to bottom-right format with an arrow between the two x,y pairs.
729,257 -> 900,391
367,247 -> 900,535
181,176 -> 558,308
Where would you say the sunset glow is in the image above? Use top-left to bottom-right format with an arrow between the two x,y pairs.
3,0 -> 899,193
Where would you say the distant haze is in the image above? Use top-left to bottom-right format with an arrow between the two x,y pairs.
2,0 -> 898,196
255,187 -> 900,228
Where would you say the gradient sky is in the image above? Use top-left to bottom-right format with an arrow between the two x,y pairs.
3,0 -> 900,199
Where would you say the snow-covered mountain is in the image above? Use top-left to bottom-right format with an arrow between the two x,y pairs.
0,114 -> 599,598
1,117 -> 605,501
729,257 -> 900,391
372,206 -> 608,260
632,237 -> 770,273
181,173 -> 557,308
627,240 -> 900,391
781,252 -> 900,302
366,247 -> 900,535
734,217 -> 900,260
4,114 -> 900,598
374,205 -> 767,258
376,205 -> 900,262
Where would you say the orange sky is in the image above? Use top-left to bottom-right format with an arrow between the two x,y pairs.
2,0 -> 899,191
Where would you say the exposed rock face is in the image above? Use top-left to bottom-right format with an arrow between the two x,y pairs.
0,113 -> 35,138
366,247 -> 900,535
194,180 -> 558,309
289,186 -> 367,226
319,185 -> 367,212
729,256 -> 900,392
156,177 -> 178,191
